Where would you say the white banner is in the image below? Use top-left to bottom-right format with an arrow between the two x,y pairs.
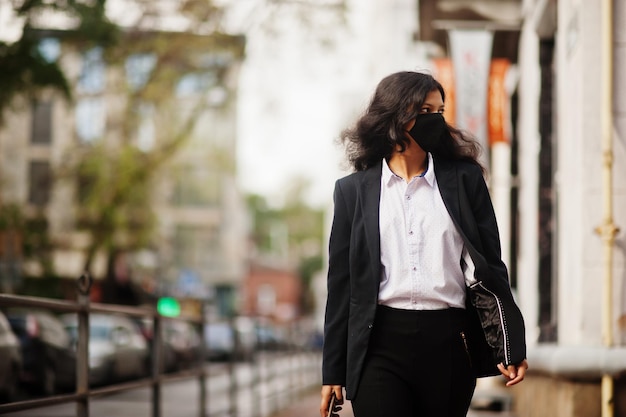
448,29 -> 494,167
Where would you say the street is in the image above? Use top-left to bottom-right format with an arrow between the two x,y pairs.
2,356 -> 519,417
2,352 -> 321,417
2,379 -> 518,417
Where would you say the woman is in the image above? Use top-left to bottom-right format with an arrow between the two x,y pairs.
320,71 -> 528,417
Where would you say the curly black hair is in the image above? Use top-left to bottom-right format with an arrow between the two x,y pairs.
340,71 -> 483,172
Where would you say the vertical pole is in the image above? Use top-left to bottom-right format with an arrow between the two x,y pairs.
602,375 -> 615,417
267,352 -> 275,415
76,273 -> 92,417
250,345 -> 260,417
597,0 -> 619,416
599,0 -> 616,352
199,302 -> 207,417
152,312 -> 162,417
228,315 -> 238,416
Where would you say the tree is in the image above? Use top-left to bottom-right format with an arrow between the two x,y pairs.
59,29 -> 245,276
0,3 -> 118,289
0,0 -> 343,286
0,0 -> 118,124
0,0 -> 347,124
1,1 -> 245,280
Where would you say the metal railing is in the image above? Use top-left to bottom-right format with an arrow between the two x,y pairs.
0,274 -> 322,417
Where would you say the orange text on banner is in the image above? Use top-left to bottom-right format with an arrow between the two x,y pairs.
432,58 -> 456,127
488,58 -> 511,145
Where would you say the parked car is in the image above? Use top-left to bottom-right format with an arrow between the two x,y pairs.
163,319 -> 203,370
61,314 -> 149,386
205,322 -> 234,361
255,322 -> 290,351
4,308 -> 76,395
137,318 -> 177,373
0,311 -> 22,402
138,318 -> 202,373
204,317 -> 255,362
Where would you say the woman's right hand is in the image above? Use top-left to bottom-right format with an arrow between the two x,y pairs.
320,385 -> 343,417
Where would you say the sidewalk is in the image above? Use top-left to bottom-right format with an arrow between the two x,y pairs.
271,388 -> 516,417
271,388 -> 353,417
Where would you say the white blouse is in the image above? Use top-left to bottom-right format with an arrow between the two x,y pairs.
378,154 -> 471,310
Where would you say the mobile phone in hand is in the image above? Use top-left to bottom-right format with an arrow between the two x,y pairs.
328,391 -> 340,417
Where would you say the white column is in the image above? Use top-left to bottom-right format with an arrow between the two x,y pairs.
516,17 -> 542,347
491,142 -> 512,270
555,0 -> 604,346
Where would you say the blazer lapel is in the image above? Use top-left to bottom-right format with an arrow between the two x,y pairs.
434,158 -> 483,266
360,162 -> 382,279
434,157 -> 462,227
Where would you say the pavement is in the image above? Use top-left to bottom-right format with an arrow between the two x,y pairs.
271,387 -> 516,417
271,388 -> 352,417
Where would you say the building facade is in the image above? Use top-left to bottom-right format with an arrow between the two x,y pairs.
309,0 -> 626,415
419,0 -> 626,415
0,26 -> 248,312
514,0 -> 626,416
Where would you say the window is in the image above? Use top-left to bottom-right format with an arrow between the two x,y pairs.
37,38 -> 60,63
75,98 -> 105,143
174,225 -> 218,267
171,166 -> 220,207
172,225 -> 220,285
176,72 -> 218,97
31,100 -> 53,144
78,47 -> 105,94
28,161 -> 51,206
76,47 -> 106,143
257,284 -> 276,315
125,53 -> 157,91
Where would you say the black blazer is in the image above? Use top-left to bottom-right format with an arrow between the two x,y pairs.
322,157 -> 526,400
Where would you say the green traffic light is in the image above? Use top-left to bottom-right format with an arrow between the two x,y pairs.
157,297 -> 181,317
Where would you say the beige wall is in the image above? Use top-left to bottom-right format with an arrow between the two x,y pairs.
517,0 -> 626,347
512,374 -> 626,417
512,0 -> 626,414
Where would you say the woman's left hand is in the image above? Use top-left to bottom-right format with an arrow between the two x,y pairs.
497,359 -> 528,386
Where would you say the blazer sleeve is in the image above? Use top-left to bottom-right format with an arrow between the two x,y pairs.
466,164 -> 527,364
322,179 -> 352,386
466,165 -> 509,286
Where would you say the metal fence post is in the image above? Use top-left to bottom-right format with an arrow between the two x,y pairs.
152,311 -> 162,417
267,354 -> 276,415
250,350 -> 260,417
199,302 -> 207,417
228,315 -> 238,417
76,272 -> 92,417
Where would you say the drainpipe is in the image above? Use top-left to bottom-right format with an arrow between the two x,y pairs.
595,0 -> 619,416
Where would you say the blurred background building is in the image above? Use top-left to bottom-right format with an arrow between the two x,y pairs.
1,0 -> 626,415
0,3 -> 248,318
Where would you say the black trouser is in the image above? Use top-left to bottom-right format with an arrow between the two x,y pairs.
351,305 -> 476,417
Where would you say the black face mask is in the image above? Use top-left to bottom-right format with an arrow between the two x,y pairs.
407,113 -> 447,152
